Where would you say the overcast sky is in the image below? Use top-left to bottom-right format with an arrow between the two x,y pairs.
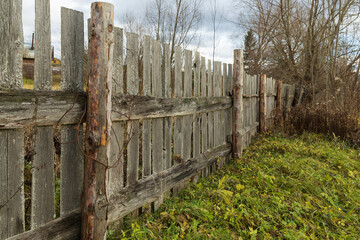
22,0 -> 245,64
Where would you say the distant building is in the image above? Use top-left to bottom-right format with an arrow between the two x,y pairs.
23,33 -> 61,79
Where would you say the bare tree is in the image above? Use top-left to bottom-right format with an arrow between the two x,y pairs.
145,0 -> 203,63
234,0 -> 360,107
209,0 -> 223,63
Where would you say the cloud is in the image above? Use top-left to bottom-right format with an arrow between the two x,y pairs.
22,0 -> 243,61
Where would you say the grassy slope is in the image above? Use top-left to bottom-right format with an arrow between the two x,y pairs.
109,133 -> 360,240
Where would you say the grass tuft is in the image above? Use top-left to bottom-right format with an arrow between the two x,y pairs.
108,133 -> 360,239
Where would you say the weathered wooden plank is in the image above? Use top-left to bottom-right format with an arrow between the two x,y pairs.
221,63 -> 227,145
108,27 -> 124,198
0,131 -> 7,239
31,127 -> 54,229
7,209 -> 81,240
162,43 -> 172,199
32,0 -> 54,230
173,46 -> 183,159
61,7 -> 84,92
142,36 -> 151,179
251,76 -> 254,125
276,80 -> 282,123
125,32 -> 140,187
81,3 -> 114,239
232,50 -> 244,158
60,7 -> 84,217
0,0 -> 23,89
201,57 -> 208,154
0,90 -> 231,129
193,52 -> 201,158
204,59 -> 214,177
8,143 -> 231,240
183,50 -> 192,160
259,74 -> 266,133
0,0 -> 24,238
113,27 -> 124,94
152,39 -> 164,209
108,122 -> 124,196
60,126 -> 83,215
173,46 -> 183,194
207,60 -> 214,150
162,43 -> 172,171
226,64 -> 233,146
107,143 -> 231,223
213,61 -> 221,147
0,130 -> 25,239
152,39 -> 163,174
34,0 -> 52,91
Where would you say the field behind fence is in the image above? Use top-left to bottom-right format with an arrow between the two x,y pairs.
0,1 -> 295,239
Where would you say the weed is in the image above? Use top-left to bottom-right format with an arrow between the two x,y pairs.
109,133 -> 360,239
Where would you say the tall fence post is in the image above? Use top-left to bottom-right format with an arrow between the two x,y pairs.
259,74 -> 267,133
232,49 -> 244,158
276,79 -> 282,124
81,2 -> 114,240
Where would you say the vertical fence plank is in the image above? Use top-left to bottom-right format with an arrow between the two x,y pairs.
192,52 -> 201,182
126,32 -> 140,186
34,0 -> 52,91
233,50 -> 244,158
183,50 -> 192,160
0,0 -> 24,238
201,57 -> 208,154
259,74 -> 266,133
207,59 -> 214,150
81,3 -> 114,239
108,27 -> 124,198
276,80 -> 282,123
0,131 -> 8,239
32,0 -> 54,229
215,61 -> 221,169
152,39 -> 163,174
205,59 -> 214,176
0,0 -> 23,89
173,46 -> 183,194
113,28 -> 124,94
142,36 -> 151,179
222,63 -> 227,145
243,75 -> 248,147
193,52 -> 201,158
162,43 -> 172,196
152,39 -> 164,209
213,62 -> 220,148
138,35 -> 151,214
226,64 -> 233,150
60,7 -> 84,217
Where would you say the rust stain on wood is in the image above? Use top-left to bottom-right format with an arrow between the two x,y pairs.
101,126 -> 106,146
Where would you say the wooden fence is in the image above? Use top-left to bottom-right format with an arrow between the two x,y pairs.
0,1 -> 296,239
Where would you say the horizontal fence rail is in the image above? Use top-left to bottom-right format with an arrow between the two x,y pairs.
0,0 -> 296,239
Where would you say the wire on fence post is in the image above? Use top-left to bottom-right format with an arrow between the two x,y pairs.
81,2 -> 114,240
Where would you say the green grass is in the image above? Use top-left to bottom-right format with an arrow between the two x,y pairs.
108,133 -> 360,240
23,76 -> 61,90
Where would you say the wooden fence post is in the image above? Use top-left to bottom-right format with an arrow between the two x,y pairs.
81,2 -> 114,240
232,49 -> 244,158
259,74 -> 266,133
276,79 -> 282,124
